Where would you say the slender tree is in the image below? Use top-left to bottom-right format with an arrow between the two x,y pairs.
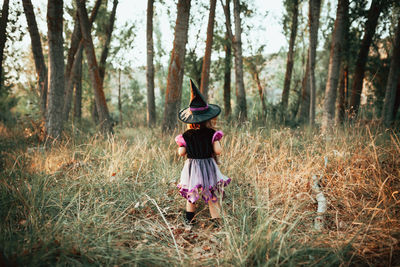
118,69 -> 122,125
146,0 -> 156,127
308,0 -> 321,126
73,47 -> 83,120
321,0 -> 349,132
382,15 -> 400,126
281,0 -> 299,116
0,0 -> 10,89
200,0 -> 217,101
22,0 -> 48,117
336,63 -> 348,123
63,0 -> 102,121
298,52 -> 310,122
98,0 -> 118,83
393,78 -> 400,120
162,0 -> 191,133
76,0 -> 113,134
222,0 -> 247,121
336,4 -> 350,125
223,32 -> 232,118
232,0 -> 246,121
223,0 -> 232,118
244,54 -> 267,118
349,0 -> 386,117
46,0 -> 65,139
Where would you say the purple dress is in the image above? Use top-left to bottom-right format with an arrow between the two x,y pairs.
175,128 -> 231,203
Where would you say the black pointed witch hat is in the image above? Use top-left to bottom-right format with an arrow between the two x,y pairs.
178,79 -> 221,124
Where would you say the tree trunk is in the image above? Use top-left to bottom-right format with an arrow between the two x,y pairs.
224,33 -> 232,118
200,0 -> 217,101
98,0 -> 118,83
308,0 -> 321,126
321,0 -> 348,132
162,0 -> 191,133
291,79 -> 302,119
393,77 -> 400,120
46,0 -> 65,139
281,0 -> 299,115
255,72 -> 267,117
65,0 -> 101,83
223,0 -> 232,118
0,0 -> 9,89
382,16 -> 400,127
118,69 -> 122,125
336,2 -> 350,125
73,47 -> 83,120
64,0 -> 102,122
336,66 -> 348,124
298,52 -> 310,122
146,0 -> 156,127
22,0 -> 48,117
233,0 -> 247,121
77,0 -> 113,134
349,0 -> 384,117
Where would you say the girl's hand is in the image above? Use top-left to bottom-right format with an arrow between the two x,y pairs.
178,146 -> 186,156
213,141 -> 222,155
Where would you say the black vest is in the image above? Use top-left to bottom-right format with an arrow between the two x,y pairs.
182,128 -> 216,159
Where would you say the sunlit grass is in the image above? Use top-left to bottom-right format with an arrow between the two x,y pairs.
0,122 -> 399,265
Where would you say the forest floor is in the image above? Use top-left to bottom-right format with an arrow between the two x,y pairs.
0,121 -> 399,266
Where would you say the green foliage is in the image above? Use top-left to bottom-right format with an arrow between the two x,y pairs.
0,82 -> 18,125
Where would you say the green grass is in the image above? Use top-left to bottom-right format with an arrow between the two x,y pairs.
0,122 -> 399,266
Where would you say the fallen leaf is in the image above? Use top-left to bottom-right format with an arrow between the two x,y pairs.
202,245 -> 211,251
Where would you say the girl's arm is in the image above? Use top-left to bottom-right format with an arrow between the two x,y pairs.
175,134 -> 186,156
213,141 -> 222,155
178,146 -> 186,156
212,130 -> 223,155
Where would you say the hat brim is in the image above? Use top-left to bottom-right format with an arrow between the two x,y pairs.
178,104 -> 221,124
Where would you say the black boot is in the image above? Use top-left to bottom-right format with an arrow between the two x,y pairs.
184,211 -> 196,225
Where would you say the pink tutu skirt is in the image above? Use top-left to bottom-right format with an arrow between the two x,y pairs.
177,158 -> 231,203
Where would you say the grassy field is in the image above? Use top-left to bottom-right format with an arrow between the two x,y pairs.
0,121 -> 399,266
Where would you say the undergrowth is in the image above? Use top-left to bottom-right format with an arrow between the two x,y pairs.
0,122 -> 399,266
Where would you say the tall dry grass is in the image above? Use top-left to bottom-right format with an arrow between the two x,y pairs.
0,123 -> 399,266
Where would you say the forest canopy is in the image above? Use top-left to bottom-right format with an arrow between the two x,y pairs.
0,0 -> 399,135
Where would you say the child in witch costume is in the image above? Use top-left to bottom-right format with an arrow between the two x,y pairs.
175,80 -> 231,225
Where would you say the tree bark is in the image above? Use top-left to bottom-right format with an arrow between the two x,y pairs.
63,0 -> 102,122
349,0 -> 384,117
281,0 -> 299,115
382,16 -> 400,127
308,0 -> 321,126
393,77 -> 400,120
146,0 -> 156,127
298,52 -> 310,122
46,0 -> 65,139
200,0 -> 217,101
232,0 -> 247,121
98,0 -> 118,83
77,0 -> 113,134
223,0 -> 232,118
22,0 -> 48,117
224,33 -> 232,118
336,66 -> 348,123
73,47 -> 83,120
255,72 -> 267,117
162,0 -> 191,133
0,0 -> 9,90
321,0 -> 348,132
118,69 -> 122,125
